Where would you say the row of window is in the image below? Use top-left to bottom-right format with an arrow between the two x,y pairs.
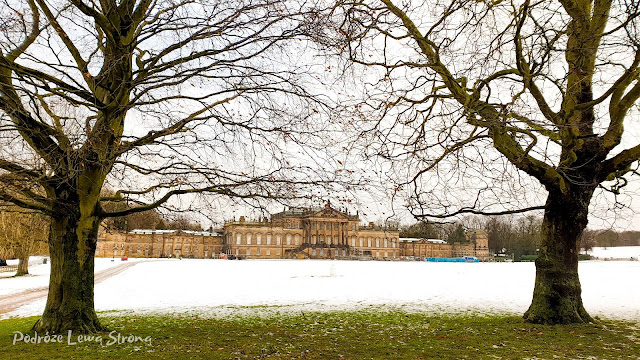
279,222 -> 359,231
230,233 -> 398,248
232,247 -> 398,258
122,236 -> 219,244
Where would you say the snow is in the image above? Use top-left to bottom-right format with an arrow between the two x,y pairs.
2,250 -> 640,321
588,246 -> 640,260
0,257 -> 144,295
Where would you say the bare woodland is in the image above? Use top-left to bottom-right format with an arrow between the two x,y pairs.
331,0 -> 640,323
0,208 -> 48,275
1,0 -> 639,333
0,0 -> 335,333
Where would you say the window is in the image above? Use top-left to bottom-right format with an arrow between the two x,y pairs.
247,234 -> 252,245
246,248 -> 251,256
320,223 -> 324,230
295,235 -> 300,245
376,239 -> 380,247
277,236 -> 281,245
351,237 -> 356,246
327,237 -> 331,245
367,239 -> 372,247
256,234 -> 261,245
256,248 -> 261,256
266,249 -> 271,256
384,239 -> 388,247
312,235 -> 316,244
267,234 -> 271,245
352,224 -> 356,231
359,238 -> 363,247
236,234 -> 242,245
286,234 -> 291,245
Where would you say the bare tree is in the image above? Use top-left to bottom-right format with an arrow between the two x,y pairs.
335,0 -> 640,324
0,207 -> 48,275
0,0 -> 334,333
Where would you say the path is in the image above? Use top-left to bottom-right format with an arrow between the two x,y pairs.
0,260 -> 144,316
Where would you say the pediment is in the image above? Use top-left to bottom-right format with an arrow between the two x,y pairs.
311,207 -> 349,219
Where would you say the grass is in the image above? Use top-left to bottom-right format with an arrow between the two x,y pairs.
1,309 -> 639,359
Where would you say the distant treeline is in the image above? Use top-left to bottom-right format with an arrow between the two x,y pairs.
102,208 -> 204,232
400,215 -> 639,259
580,229 -> 640,249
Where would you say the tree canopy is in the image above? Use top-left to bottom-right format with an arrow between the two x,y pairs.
334,0 -> 640,324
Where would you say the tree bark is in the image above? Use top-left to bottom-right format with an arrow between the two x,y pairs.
32,197 -> 105,334
523,188 -> 595,324
16,253 -> 29,276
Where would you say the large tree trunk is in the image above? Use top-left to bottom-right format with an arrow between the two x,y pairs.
523,188 -> 595,324
32,198 -> 105,333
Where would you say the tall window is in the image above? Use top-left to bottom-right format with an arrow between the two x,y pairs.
368,238 -> 372,247
247,234 -> 252,245
236,234 -> 242,245
257,234 -> 262,245
286,234 -> 291,245
376,239 -> 380,247
266,234 -> 271,245
277,235 -> 281,245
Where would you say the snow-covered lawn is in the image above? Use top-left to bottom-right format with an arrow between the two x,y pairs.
588,246 -> 640,260
2,248 -> 639,321
0,257 -> 144,295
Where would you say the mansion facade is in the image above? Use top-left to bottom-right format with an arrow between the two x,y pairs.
222,206 -> 400,259
400,230 -> 490,260
96,206 -> 490,261
96,229 -> 223,259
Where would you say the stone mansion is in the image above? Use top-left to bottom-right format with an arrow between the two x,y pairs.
96,205 -> 490,260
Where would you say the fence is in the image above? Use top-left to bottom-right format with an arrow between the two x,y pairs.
0,265 -> 18,273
